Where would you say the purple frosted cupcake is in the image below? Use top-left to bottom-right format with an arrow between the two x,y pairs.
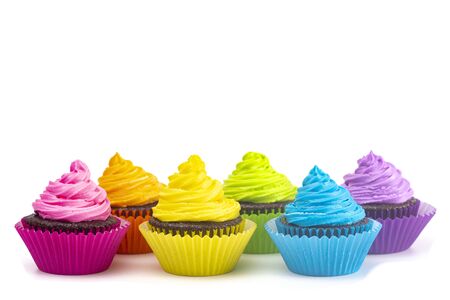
343,151 -> 436,254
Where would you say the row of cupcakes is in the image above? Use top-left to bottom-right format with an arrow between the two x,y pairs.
15,151 -> 436,276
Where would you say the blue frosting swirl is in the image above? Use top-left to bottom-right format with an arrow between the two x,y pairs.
285,166 -> 365,227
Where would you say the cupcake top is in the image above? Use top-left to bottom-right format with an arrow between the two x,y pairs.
285,166 -> 365,227
152,155 -> 240,222
224,152 -> 297,203
343,151 -> 413,205
32,160 -> 111,222
98,153 -> 162,207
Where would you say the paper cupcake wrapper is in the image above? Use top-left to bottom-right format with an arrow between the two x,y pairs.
265,218 -> 381,276
16,217 -> 129,275
139,219 -> 256,276
369,202 -> 436,254
275,216 -> 372,238
241,212 -> 282,254
363,198 -> 421,220
112,209 -> 152,254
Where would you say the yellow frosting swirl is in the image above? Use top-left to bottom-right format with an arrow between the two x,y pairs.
98,153 -> 162,207
152,155 -> 240,222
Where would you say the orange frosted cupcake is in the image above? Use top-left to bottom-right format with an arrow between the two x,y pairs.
99,153 -> 163,254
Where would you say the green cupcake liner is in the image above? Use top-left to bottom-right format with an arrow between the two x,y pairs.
241,211 -> 282,254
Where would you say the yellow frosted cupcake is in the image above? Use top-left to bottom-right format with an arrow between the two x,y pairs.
99,153 -> 163,254
139,155 -> 256,276
224,152 -> 297,253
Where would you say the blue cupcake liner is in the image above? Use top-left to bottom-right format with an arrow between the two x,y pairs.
275,216 -> 372,238
265,218 -> 382,276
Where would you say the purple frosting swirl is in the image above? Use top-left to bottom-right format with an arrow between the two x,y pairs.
343,151 -> 413,205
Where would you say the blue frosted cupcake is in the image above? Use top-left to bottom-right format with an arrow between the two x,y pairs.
266,166 -> 382,276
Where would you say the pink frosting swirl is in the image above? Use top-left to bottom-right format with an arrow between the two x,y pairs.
32,160 -> 111,222
343,151 -> 413,205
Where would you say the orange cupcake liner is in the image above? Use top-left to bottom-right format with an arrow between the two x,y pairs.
111,208 -> 153,254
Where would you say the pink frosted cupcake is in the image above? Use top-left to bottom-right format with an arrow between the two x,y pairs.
343,151 -> 436,254
15,160 -> 129,275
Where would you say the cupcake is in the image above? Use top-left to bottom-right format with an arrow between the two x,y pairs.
224,152 -> 296,253
139,155 -> 256,276
99,153 -> 163,254
266,166 -> 381,276
15,160 -> 129,275
343,151 -> 436,254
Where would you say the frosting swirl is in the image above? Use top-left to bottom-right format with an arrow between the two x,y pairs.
98,153 -> 162,207
152,155 -> 240,222
32,160 -> 111,222
343,151 -> 413,205
224,152 -> 297,203
285,166 -> 365,227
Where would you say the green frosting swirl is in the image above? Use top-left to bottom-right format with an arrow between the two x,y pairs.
224,152 -> 297,203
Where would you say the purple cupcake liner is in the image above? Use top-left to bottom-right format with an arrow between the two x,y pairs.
363,198 -> 421,220
369,202 -> 435,254
15,217 -> 129,275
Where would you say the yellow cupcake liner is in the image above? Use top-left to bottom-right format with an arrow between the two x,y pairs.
139,219 -> 256,276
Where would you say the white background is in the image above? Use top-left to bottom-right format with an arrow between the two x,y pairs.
0,1 -> 449,299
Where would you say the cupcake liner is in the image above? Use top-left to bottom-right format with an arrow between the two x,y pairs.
139,219 -> 256,276
369,202 -> 436,254
16,217 -> 129,275
112,208 -> 152,254
275,217 -> 372,238
241,211 -> 282,254
265,218 -> 382,276
363,198 -> 421,220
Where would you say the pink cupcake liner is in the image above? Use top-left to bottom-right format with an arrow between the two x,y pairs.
369,202 -> 436,254
15,217 -> 129,275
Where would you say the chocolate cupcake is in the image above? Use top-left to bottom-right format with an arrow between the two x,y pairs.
22,213 -> 120,234
139,155 -> 256,276
99,153 -> 163,254
15,160 -> 129,275
224,152 -> 296,253
343,151 -> 436,254
266,166 -> 381,276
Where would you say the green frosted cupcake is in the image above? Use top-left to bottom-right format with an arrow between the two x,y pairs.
224,152 -> 297,254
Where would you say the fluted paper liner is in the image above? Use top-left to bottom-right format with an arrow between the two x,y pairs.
139,219 -> 256,276
369,202 -> 436,254
241,212 -> 281,254
16,217 -> 129,275
112,208 -> 152,254
265,218 -> 381,276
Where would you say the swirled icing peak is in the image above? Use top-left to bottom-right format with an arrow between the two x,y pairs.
285,166 -> 365,227
152,155 -> 240,222
343,151 -> 413,205
32,160 -> 111,222
98,153 -> 162,207
224,152 -> 297,203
